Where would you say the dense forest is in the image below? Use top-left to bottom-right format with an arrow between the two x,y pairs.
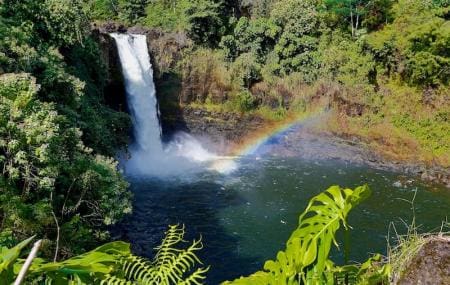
0,0 -> 449,284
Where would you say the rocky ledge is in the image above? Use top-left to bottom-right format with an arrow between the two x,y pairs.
163,106 -> 450,187
394,236 -> 450,285
160,105 -> 266,153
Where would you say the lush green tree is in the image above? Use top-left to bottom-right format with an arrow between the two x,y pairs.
362,0 -> 393,31
219,16 -> 280,61
0,74 -> 131,258
0,0 -> 130,155
143,0 -> 189,31
87,0 -> 121,21
2,0 -> 89,47
319,32 -> 375,87
323,0 -> 372,36
0,0 -> 131,258
142,0 -> 225,46
367,0 -> 450,86
119,0 -> 149,24
185,0 -> 225,46
269,0 -> 321,78
238,0 -> 276,17
231,52 -> 262,87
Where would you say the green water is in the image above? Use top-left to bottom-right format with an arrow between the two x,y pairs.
116,157 -> 450,284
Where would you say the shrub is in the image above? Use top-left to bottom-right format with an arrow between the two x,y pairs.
185,0 -> 225,46
142,0 -> 190,31
220,16 -> 280,61
366,0 -> 449,87
119,0 -> 149,24
230,52 -> 262,88
270,0 -> 320,76
234,90 -> 256,112
319,32 -> 375,87
0,74 -> 131,258
180,48 -> 231,103
2,0 -> 89,47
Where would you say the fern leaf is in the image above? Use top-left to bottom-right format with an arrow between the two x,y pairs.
154,225 -> 185,266
179,266 -> 210,285
100,274 -> 133,285
159,237 -> 204,284
120,254 -> 157,283
115,225 -> 208,285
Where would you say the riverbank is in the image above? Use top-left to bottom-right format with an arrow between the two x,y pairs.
160,103 -> 450,188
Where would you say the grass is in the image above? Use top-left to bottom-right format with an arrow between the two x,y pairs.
388,226 -> 450,283
386,190 -> 450,283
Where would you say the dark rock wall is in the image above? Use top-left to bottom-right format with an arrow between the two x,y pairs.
92,29 -> 127,112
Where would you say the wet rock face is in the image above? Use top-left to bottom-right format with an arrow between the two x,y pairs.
396,237 -> 450,285
92,22 -> 190,78
160,105 -> 265,153
92,29 -> 127,111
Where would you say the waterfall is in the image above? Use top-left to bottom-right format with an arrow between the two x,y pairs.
111,33 -> 236,176
110,33 -> 163,154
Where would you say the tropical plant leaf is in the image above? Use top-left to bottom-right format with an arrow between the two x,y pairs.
0,235 -> 35,283
224,185 -> 371,284
108,224 -> 208,285
2,225 -> 208,284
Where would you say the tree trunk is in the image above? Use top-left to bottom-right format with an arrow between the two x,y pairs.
350,10 -> 355,37
356,12 -> 360,33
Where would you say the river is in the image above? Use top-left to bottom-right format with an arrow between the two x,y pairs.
114,155 -> 450,284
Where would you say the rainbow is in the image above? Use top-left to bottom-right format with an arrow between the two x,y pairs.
209,111 -> 324,173
231,112 -> 316,157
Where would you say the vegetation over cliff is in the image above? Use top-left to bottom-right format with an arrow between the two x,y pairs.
91,0 -> 449,167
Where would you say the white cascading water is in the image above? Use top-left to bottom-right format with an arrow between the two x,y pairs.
111,33 -> 236,176
110,33 -> 163,154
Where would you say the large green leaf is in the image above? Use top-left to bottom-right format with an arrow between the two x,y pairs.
0,235 -> 35,283
224,185 -> 371,284
13,241 -> 131,284
4,226 -> 208,284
